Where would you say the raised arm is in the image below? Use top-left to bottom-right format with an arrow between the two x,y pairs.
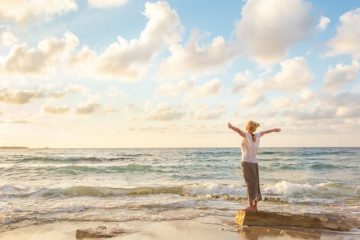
259,128 -> 281,137
227,122 -> 245,137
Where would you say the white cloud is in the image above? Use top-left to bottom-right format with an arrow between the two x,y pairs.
235,0 -> 313,64
158,30 -> 238,78
0,86 -> 84,104
327,8 -> 360,59
42,105 -> 70,114
129,122 -> 226,134
231,70 -> 269,99
267,88 -> 360,125
323,92 -> 360,108
324,61 -> 359,90
336,106 -> 360,118
88,0 -> 129,9
159,0 -> 314,77
231,71 -> 252,93
63,84 -> 91,97
156,79 -> 193,96
1,32 -> 79,75
92,1 -> 181,80
103,104 -> 117,113
269,87 -> 315,111
283,106 -> 335,120
0,2 -> 181,81
146,102 -> 185,121
269,88 -> 315,113
76,102 -> 101,114
239,93 -> 265,107
230,58 -> 314,110
0,88 -> 44,104
272,57 -> 313,91
233,79 -> 360,136
299,87 -> 316,103
105,86 -> 128,98
0,0 -> 77,23
317,16 -> 330,31
0,30 -> 18,47
270,97 -> 292,109
187,79 -> 221,99
129,124 -> 177,133
183,123 -> 227,134
190,104 -> 226,120
45,84 -> 90,98
0,119 -> 29,124
69,46 -> 96,68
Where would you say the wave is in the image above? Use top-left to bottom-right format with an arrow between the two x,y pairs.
0,185 -> 182,198
258,151 -> 279,155
279,164 -> 302,170
263,181 -> 319,196
16,156 -> 135,163
42,186 -> 185,198
5,164 -> 239,176
0,183 -> 285,203
5,162 -> 346,174
277,162 -> 342,170
2,181 -> 356,203
0,185 -> 24,194
262,181 -> 356,199
9,152 -> 155,164
47,164 -> 171,175
2,184 -> 244,199
309,163 -> 339,170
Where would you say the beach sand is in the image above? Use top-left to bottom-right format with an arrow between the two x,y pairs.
0,217 -> 355,240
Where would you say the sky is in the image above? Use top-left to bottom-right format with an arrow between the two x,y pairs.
0,0 -> 359,148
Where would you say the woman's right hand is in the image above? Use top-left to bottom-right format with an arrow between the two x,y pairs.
228,122 -> 232,129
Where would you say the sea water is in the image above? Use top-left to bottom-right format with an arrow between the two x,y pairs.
0,147 -> 359,232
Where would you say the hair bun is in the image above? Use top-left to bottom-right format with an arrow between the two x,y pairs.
256,122 -> 260,127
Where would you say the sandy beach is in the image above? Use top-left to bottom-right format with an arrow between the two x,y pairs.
0,216 -> 358,240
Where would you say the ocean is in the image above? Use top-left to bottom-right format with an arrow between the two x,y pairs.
0,147 -> 359,233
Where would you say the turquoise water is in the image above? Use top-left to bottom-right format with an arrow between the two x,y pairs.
0,148 -> 359,232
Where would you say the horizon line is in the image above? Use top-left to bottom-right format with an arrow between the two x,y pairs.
1,146 -> 360,149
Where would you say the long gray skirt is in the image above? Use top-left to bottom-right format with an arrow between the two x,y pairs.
241,161 -> 262,202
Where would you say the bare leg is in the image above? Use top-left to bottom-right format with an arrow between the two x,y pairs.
244,200 -> 255,211
253,201 -> 258,211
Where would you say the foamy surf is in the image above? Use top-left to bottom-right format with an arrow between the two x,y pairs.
1,181 -> 357,204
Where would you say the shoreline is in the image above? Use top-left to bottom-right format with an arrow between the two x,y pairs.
0,217 -> 358,240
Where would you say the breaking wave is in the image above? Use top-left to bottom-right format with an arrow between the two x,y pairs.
2,181 -> 357,203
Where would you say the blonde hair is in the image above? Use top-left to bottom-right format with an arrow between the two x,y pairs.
246,120 -> 260,133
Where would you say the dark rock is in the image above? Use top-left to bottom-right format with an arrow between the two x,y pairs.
76,226 -> 126,239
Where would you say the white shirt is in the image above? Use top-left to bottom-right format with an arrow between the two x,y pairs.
241,132 -> 261,163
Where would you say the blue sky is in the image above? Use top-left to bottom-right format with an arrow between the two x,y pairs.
0,0 -> 359,147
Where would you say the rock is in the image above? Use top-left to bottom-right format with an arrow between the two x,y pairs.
235,210 -> 354,231
76,226 -> 126,239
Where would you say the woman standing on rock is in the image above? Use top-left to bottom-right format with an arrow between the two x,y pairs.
228,121 -> 281,211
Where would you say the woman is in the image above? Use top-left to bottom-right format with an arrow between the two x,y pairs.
228,121 -> 281,211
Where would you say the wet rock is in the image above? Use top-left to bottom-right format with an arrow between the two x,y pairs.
235,210 -> 354,231
76,226 -> 126,239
